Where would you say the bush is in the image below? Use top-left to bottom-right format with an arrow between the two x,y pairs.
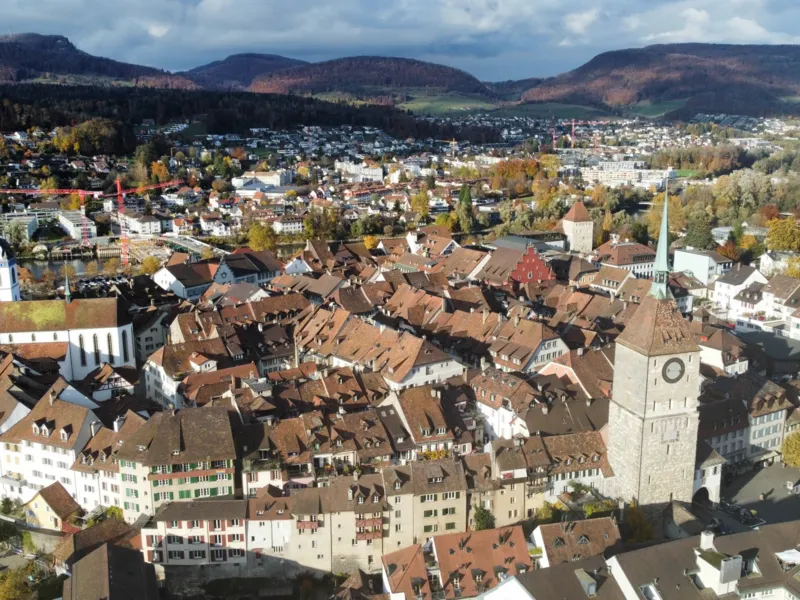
584,500 -> 616,518
473,505 -> 495,531
21,531 -> 36,554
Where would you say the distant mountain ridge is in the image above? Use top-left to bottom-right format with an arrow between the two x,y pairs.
0,33 -> 197,88
5,34 -> 800,117
521,43 -> 800,116
183,53 -> 309,89
247,56 -> 492,97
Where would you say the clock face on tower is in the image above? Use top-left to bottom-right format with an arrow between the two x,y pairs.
662,358 -> 685,384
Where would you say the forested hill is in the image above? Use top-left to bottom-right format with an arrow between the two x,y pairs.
0,84 -> 501,144
248,56 -> 492,96
0,33 -> 197,88
520,43 -> 800,116
183,54 -> 308,89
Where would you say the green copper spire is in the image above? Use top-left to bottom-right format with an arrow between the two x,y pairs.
64,263 -> 72,304
650,176 -> 672,299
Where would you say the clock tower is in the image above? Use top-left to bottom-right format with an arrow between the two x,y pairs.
607,179 -> 701,507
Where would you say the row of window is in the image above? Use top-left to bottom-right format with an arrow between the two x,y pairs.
77,331 -> 130,367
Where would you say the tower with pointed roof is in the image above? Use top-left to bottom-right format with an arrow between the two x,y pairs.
607,178 -> 701,508
0,237 -> 21,302
561,201 -> 594,254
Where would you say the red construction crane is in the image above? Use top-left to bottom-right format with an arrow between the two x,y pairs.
0,187 -> 98,245
100,178 -> 184,266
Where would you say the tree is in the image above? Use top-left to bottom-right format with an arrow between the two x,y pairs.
1,221 -> 26,247
104,258 -> 120,274
630,221 -> 650,245
139,256 -> 161,275
624,504 -> 653,542
151,161 -> 169,183
0,498 -> 12,515
767,218 -> 800,251
84,261 -> 99,276
718,239 -> 739,260
683,214 -> 716,250
0,521 -> 17,546
201,247 -> 215,260
435,213 -> 451,227
783,432 -> 800,468
410,191 -> 430,220
248,222 -> 278,252
456,184 -> 473,233
106,506 -> 124,521
59,263 -> 76,281
473,505 -> 495,531
60,193 -> 81,211
0,567 -> 31,600
785,257 -> 800,279
740,234 -> 759,250
363,235 -> 379,250
40,268 -> 56,285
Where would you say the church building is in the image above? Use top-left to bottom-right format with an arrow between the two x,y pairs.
0,279 -> 134,381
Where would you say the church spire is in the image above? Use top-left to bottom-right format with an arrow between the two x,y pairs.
64,264 -> 72,304
650,176 -> 672,299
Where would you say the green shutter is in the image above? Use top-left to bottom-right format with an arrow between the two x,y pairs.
178,478 -> 186,485
209,475 -> 217,482
169,492 -> 174,500
151,466 -> 158,474
210,488 -> 218,497
190,477 -> 199,484
194,490 -> 200,498
189,463 -> 197,470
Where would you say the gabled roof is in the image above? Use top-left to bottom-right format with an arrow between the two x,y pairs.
33,481 -> 81,520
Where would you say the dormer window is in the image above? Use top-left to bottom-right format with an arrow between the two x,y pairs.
80,455 -> 87,464
373,494 -> 379,502
592,454 -> 600,462
436,427 -> 446,435
475,574 -> 483,584
578,456 -> 585,464
172,450 -> 180,456
578,535 -> 589,544
565,458 -> 572,466
41,426 -> 50,437
422,429 -> 431,437
358,496 -> 364,504
32,424 -> 39,435
60,429 -> 68,441
394,481 -> 401,490
137,444 -> 146,452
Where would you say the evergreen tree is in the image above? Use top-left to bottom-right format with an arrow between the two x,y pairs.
683,214 -> 716,250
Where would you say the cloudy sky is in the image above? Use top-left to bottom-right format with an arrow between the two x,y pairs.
6,0 -> 800,80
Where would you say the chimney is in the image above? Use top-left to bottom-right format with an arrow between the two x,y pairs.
258,323 -> 264,332
577,348 -> 584,356
699,530 -> 715,551
90,421 -> 101,437
542,404 -> 549,415
514,315 -> 520,327
431,388 -> 437,398
113,415 -> 124,433
347,487 -> 354,500
49,389 -> 57,405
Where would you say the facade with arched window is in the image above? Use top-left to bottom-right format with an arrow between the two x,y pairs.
0,297 -> 134,381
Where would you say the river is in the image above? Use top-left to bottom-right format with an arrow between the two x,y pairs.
18,258 -> 108,280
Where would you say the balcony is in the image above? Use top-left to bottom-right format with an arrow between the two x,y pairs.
355,517 -> 383,528
297,520 -> 319,531
356,530 -> 382,541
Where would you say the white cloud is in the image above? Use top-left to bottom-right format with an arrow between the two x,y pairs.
564,8 -> 600,35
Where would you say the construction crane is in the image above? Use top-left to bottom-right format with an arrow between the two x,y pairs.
99,178 -> 184,267
0,187 -> 99,245
438,139 -> 458,158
